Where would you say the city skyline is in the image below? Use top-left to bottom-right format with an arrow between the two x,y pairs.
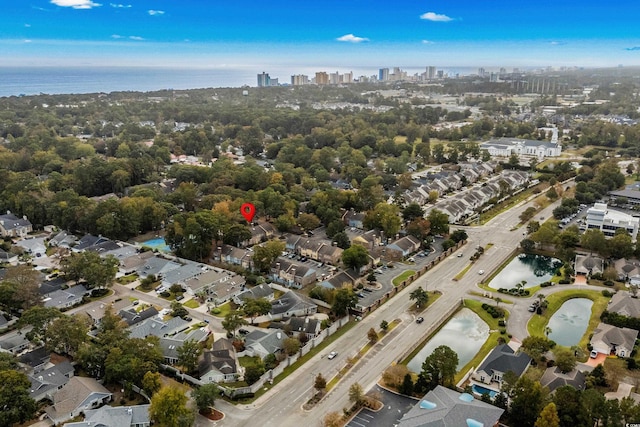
3,0 -> 640,71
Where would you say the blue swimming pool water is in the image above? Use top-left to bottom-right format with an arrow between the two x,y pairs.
141,237 -> 171,252
472,384 -> 498,398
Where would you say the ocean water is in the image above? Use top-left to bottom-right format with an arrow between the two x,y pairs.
0,66 -> 258,97
0,65 -> 482,98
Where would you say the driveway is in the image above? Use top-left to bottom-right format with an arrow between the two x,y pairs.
345,385 -> 416,427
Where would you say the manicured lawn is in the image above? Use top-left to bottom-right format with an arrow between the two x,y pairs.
527,289 -> 611,349
393,270 -> 416,287
184,299 -> 199,309
210,302 -> 232,318
239,356 -> 262,369
116,274 -> 138,285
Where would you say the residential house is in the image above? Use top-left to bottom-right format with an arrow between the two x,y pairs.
284,234 -> 303,254
19,346 -> 50,373
0,329 -> 30,354
317,243 -> 343,265
298,238 -> 325,260
64,404 -> 151,427
38,277 -> 66,297
159,261 -> 207,290
216,244 -> 253,269
479,137 -> 562,159
385,235 -> 421,259
590,323 -> 639,358
243,329 -> 287,359
607,291 -> 640,318
118,306 -> 159,326
0,248 -> 18,265
182,269 -> 246,305
43,285 -> 89,310
160,327 -> 209,365
574,254 -> 605,277
118,251 -> 155,276
398,385 -> 504,427
352,230 -> 381,251
48,230 -> 78,248
73,234 -> 113,252
135,256 -> 182,283
539,366 -> 586,393
320,269 -> 360,290
82,299 -> 130,326
613,258 -> 640,283
128,315 -> 190,340
342,209 -> 366,229
272,258 -> 317,289
0,212 -> 32,238
243,222 -> 277,247
45,376 -> 112,425
269,291 -> 317,321
287,317 -> 321,340
234,284 -> 274,305
28,361 -> 75,402
17,238 -> 43,261
470,344 -> 532,394
199,338 -> 240,383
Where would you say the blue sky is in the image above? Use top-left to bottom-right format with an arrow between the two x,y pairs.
3,0 -> 640,73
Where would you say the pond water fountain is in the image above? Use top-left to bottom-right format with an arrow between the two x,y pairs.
407,308 -> 489,373
488,253 -> 562,289
546,298 -> 593,347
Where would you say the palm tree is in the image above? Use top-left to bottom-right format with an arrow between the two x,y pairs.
537,293 -> 546,305
495,297 -> 502,307
544,326 -> 552,337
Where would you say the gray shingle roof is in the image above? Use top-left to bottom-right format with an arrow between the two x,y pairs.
477,344 -> 531,377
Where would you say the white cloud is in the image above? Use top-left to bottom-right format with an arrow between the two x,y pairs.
110,3 -> 131,8
550,41 -> 566,46
25,24 -> 31,27
23,39 -> 32,43
422,40 -> 435,44
129,36 -> 144,40
111,34 -> 123,39
148,9 -> 164,16
336,34 -> 369,43
50,0 -> 102,9
420,12 -> 452,22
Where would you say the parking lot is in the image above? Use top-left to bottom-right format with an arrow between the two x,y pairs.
345,385 -> 416,427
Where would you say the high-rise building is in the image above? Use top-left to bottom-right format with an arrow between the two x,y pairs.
329,71 -> 340,85
291,74 -> 309,86
315,72 -> 329,85
378,68 -> 389,82
478,68 -> 486,77
426,66 -> 436,79
257,72 -> 270,87
342,72 -> 353,84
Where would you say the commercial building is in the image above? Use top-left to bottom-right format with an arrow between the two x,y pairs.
585,203 -> 639,241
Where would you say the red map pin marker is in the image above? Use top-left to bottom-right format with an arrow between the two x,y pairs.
240,203 -> 256,223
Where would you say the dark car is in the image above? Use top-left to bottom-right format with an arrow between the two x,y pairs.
416,317 -> 424,323
239,329 -> 250,335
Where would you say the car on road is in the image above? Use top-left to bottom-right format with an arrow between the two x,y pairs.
478,270 -> 485,275
416,317 -> 424,323
328,351 -> 338,359
590,350 -> 598,359
457,252 -> 463,257
528,304 -> 537,312
239,329 -> 250,335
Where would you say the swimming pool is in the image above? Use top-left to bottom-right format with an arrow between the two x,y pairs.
141,237 -> 171,252
471,384 -> 498,398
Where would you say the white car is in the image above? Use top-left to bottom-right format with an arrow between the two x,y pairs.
478,270 -> 485,275
590,350 -> 598,359
328,351 -> 338,360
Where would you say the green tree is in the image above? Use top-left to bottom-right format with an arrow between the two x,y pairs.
421,345 -> 458,389
252,240 -> 286,272
192,383 -> 219,414
581,229 -> 608,256
403,203 -> 424,223
509,376 -> 549,427
331,287 -> 358,316
45,314 -> 90,356
243,297 -> 273,324
177,339 -> 203,374
552,386 -> 588,427
348,382 -> 365,407
364,202 -> 402,237
244,363 -> 265,385
333,231 -> 351,249
222,311 -> 248,337
380,320 -> 389,331
19,306 -> 63,343
284,337 -> 301,355
298,212 -> 321,231
142,371 -> 162,397
399,373 -> 414,396
521,336 -> 553,361
554,348 -> 577,373
409,286 -> 429,309
367,327 -> 378,343
0,370 -> 37,426
535,402 -> 560,427
60,251 -> 119,289
314,373 -> 327,392
341,244 -> 369,270
427,209 -> 450,235
149,386 -> 194,427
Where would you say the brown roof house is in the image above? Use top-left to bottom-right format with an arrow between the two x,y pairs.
574,254 -> 604,277
199,338 -> 240,384
590,323 -> 639,358
45,376 -> 112,425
